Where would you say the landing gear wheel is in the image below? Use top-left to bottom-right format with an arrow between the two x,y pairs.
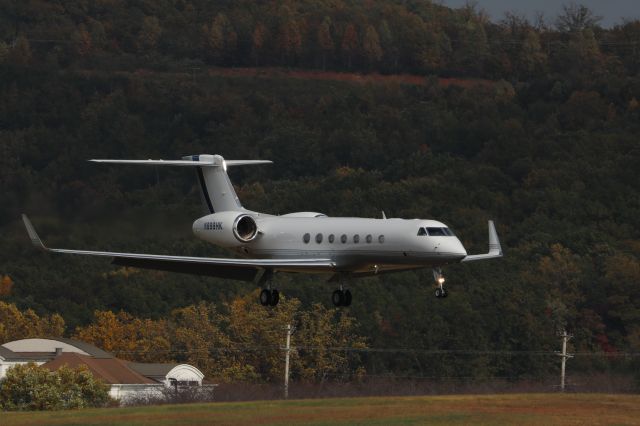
269,289 -> 280,306
435,288 -> 442,298
441,289 -> 448,298
259,289 -> 271,306
343,290 -> 352,307
332,289 -> 345,307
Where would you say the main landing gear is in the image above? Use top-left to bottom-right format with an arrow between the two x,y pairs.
332,286 -> 352,307
259,288 -> 280,307
258,270 -> 280,307
433,267 -> 448,299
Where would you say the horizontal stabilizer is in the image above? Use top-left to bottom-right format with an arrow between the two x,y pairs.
90,155 -> 272,168
461,220 -> 503,262
90,159 -> 212,166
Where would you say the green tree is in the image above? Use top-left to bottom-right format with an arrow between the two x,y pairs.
518,29 -> 547,76
251,22 -> 268,66
277,13 -> 302,65
0,41 -> 9,63
341,23 -> 359,69
362,25 -> 382,68
73,25 -> 92,56
8,35 -> 31,65
137,16 -> 162,52
317,17 -> 334,71
0,363 -> 111,410
555,2 -> 602,32
204,13 -> 237,64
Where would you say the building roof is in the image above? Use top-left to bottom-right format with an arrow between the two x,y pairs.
42,353 -> 156,385
128,362 -> 179,378
53,338 -> 114,359
1,338 -> 113,359
0,345 -> 54,361
0,345 -> 17,360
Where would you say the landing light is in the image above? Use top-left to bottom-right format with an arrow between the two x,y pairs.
437,277 -> 445,284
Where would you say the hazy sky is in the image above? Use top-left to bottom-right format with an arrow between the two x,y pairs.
438,0 -> 639,27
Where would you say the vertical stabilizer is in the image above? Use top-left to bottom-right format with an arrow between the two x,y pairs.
188,155 -> 242,213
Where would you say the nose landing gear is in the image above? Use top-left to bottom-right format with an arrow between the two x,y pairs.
433,268 -> 448,298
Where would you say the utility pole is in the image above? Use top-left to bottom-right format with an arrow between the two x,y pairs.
557,329 -> 573,392
283,324 -> 293,399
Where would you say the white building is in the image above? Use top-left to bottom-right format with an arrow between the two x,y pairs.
0,338 -> 210,403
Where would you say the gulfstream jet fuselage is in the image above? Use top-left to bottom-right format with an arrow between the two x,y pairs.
23,154 -> 502,307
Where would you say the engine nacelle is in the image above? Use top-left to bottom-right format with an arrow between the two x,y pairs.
193,211 -> 259,247
233,214 -> 258,242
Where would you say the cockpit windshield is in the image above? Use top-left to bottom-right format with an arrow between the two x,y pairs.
417,227 -> 455,237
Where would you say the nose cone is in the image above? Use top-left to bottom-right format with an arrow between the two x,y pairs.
449,238 -> 467,259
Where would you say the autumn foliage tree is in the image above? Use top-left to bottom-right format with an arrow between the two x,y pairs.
73,310 -> 171,363
0,275 -> 13,298
67,293 -> 367,384
0,302 -> 65,343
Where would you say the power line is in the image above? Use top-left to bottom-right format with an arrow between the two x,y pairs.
105,346 -> 640,357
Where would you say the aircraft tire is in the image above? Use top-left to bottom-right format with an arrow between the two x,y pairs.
435,288 -> 442,298
332,289 -> 344,306
259,289 -> 271,306
344,290 -> 352,307
442,289 -> 448,298
270,289 -> 280,306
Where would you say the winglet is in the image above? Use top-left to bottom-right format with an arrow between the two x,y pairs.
461,220 -> 503,262
22,214 -> 47,250
488,220 -> 502,256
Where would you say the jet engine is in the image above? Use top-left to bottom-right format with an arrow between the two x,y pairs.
233,214 -> 258,242
193,211 -> 261,247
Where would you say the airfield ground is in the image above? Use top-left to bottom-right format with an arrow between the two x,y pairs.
3,393 -> 640,425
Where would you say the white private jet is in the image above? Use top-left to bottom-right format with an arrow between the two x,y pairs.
23,154 -> 502,307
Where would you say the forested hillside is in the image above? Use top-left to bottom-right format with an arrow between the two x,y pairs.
1,1 -> 639,385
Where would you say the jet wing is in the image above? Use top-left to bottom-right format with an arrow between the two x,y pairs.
22,215 -> 334,281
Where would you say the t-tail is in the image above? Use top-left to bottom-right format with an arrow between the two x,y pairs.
90,154 -> 272,212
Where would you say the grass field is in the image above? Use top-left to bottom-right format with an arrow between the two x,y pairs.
3,394 -> 640,425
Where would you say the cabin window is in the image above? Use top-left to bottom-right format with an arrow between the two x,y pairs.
328,234 -> 335,243
417,227 -> 427,236
341,234 -> 347,243
316,233 -> 323,243
366,234 -> 372,243
378,235 -> 385,243
303,233 -> 310,243
353,235 -> 360,244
